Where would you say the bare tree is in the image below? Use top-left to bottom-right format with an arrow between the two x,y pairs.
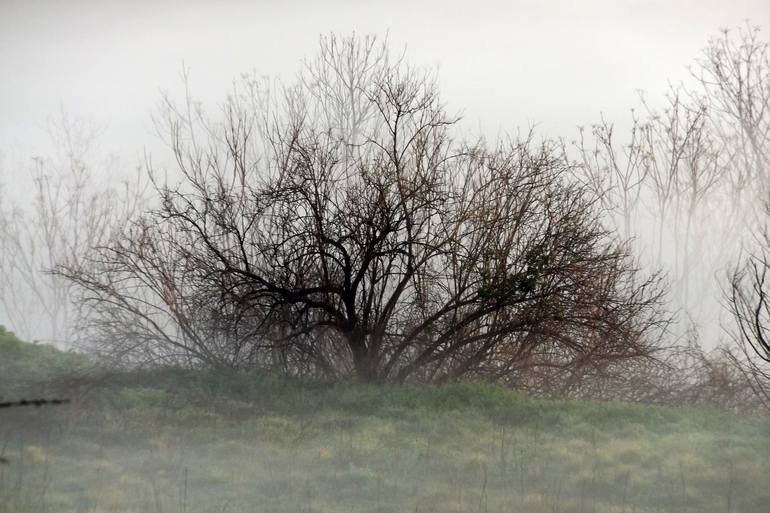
0,112 -> 143,346
572,24 -> 770,354
727,201 -> 770,407
571,111 -> 649,241
572,89 -> 724,313
693,22 -> 770,200
690,23 -> 770,292
300,33 -> 394,150
730,249 -> 770,363
61,34 -> 668,384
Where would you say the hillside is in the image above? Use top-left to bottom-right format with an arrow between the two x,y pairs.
0,336 -> 768,513
0,326 -> 91,398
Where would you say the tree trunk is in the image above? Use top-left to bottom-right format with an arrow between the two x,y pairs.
348,331 -> 379,383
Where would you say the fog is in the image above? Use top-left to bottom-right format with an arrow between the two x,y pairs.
2,0 -> 769,158
3,0 -> 769,347
1,2 -> 770,512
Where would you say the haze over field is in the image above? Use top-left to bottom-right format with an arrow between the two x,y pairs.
1,3 -> 770,512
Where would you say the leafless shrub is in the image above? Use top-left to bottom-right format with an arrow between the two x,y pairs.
59,34 -> 669,383
504,327 -> 767,413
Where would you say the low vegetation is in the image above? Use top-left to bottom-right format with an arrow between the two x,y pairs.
0,326 -> 90,397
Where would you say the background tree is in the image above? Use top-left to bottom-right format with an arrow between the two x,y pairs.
0,113 -> 143,346
572,23 -> 769,351
693,22 -> 770,199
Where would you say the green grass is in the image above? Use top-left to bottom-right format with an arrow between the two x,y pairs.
1,337 -> 769,512
0,325 -> 91,397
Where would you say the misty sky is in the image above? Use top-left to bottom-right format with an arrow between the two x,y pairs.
1,0 -> 769,178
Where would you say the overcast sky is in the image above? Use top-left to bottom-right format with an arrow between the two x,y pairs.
1,0 -> 769,177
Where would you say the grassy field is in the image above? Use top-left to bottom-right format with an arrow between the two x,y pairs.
1,332 -> 769,512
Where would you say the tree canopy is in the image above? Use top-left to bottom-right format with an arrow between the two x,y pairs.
60,35 -> 668,383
